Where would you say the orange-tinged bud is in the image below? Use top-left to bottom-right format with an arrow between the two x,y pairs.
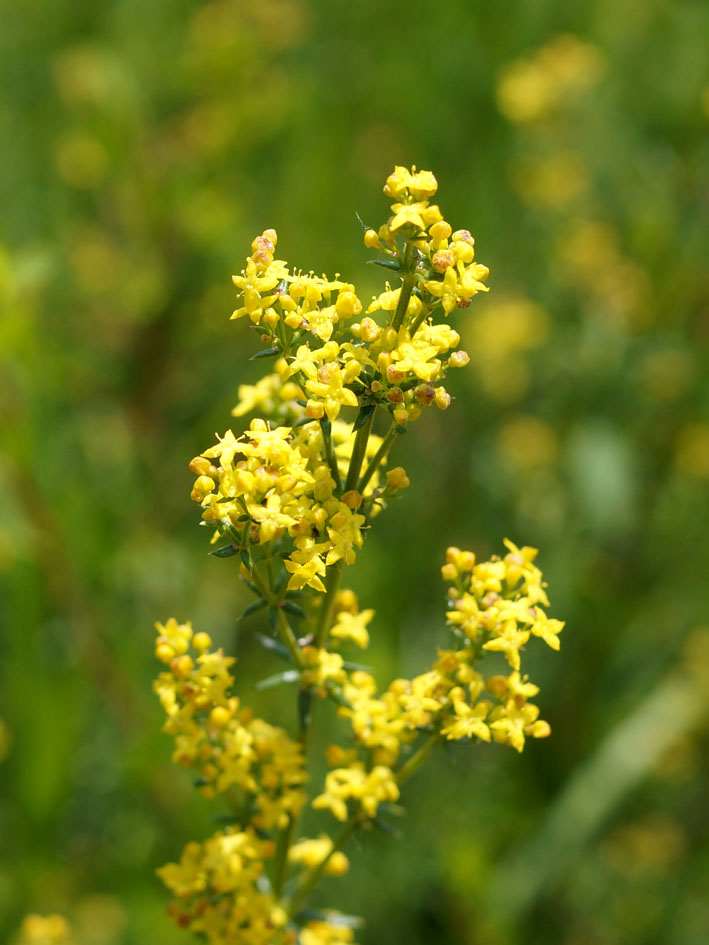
341,490 -> 363,510
189,456 -> 212,476
434,387 -> 451,410
414,383 -> 436,406
171,655 -> 194,678
449,350 -> 470,368
432,250 -> 455,272
251,249 -> 273,267
486,675 -> 508,698
359,316 -> 381,343
386,387 -> 404,403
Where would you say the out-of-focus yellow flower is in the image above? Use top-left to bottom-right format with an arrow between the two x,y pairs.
497,34 -> 605,124
497,415 -> 559,470
17,915 -> 74,945
511,152 -> 589,209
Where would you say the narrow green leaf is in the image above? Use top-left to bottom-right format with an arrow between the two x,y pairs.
209,544 -> 239,558
281,600 -> 306,619
367,258 -> 401,271
253,670 -> 299,691
256,633 -> 290,660
371,816 -> 402,838
239,599 -> 267,620
353,403 -> 376,430
250,346 -> 280,360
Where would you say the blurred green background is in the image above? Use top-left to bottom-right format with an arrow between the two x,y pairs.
1,0 -> 708,943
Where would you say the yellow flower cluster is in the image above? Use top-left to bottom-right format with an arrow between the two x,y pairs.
189,419 -> 392,592
157,168 -> 562,945
159,828 -> 356,945
154,618 -> 307,824
189,166 -> 489,605
309,542 -> 560,826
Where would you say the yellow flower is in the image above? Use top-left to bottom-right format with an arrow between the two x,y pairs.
482,620 -> 530,671
330,609 -> 375,649
441,693 -> 492,742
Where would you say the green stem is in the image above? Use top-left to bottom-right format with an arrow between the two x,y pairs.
320,419 -> 342,493
395,731 -> 440,786
391,271 -> 416,332
276,607 -> 305,670
345,408 -> 375,492
287,816 -> 361,917
313,560 -> 343,648
408,302 -> 432,338
358,420 -> 397,493
272,816 -> 296,898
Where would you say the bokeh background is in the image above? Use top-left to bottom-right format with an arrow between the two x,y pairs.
1,1 -> 708,943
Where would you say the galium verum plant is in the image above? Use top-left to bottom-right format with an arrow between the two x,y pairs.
154,166 -> 564,945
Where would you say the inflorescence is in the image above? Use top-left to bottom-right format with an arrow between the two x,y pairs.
154,166 -> 563,945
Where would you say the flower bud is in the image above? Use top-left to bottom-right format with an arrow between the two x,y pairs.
432,250 -> 455,272
386,466 -> 410,490
208,706 -> 232,728
449,350 -> 470,368
359,316 -> 381,343
434,387 -> 451,410
429,220 -> 452,241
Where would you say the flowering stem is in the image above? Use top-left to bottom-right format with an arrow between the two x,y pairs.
276,607 -> 306,670
391,271 -> 415,332
313,560 -> 343,648
395,731 -> 441,786
358,420 -> 397,492
408,302 -> 432,338
320,419 -> 342,492
345,408 -> 375,491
